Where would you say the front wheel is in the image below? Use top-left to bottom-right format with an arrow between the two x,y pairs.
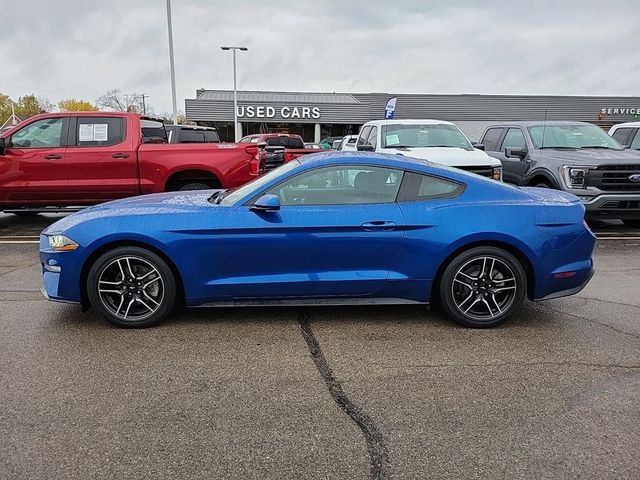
438,246 -> 527,328
87,246 -> 176,328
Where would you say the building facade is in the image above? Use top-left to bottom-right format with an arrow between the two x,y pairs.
185,89 -> 640,142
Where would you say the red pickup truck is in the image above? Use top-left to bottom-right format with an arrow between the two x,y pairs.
0,112 -> 264,213
239,133 -> 320,170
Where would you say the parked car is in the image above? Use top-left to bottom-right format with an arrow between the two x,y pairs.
355,119 -> 503,180
609,122 -> 640,150
240,133 -> 318,170
0,112 -> 264,214
304,143 -> 324,150
320,136 -> 343,149
336,135 -> 358,151
40,152 -> 595,329
479,121 -> 640,227
164,124 -> 220,144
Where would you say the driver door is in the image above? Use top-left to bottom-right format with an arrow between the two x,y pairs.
220,165 -> 406,299
0,116 -> 69,205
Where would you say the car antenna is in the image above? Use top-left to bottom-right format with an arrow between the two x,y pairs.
541,109 -> 548,149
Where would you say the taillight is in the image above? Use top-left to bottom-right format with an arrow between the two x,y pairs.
284,152 -> 293,163
249,158 -> 260,175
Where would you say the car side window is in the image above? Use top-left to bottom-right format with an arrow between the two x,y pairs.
239,137 -> 251,143
481,128 -> 504,151
367,127 -> 378,149
397,172 -> 463,202
267,165 -> 403,205
501,128 -> 526,150
357,126 -> 372,146
76,117 -> 124,147
630,129 -> 640,150
611,128 -> 633,146
10,118 -> 64,148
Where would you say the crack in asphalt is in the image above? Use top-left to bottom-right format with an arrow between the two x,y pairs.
538,302 -> 640,340
298,310 -> 389,480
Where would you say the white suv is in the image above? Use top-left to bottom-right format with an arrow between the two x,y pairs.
609,122 -> 640,150
355,119 -> 503,180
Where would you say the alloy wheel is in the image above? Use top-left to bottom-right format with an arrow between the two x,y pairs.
451,256 -> 517,322
97,256 -> 165,322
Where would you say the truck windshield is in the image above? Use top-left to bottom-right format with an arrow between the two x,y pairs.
382,124 -> 473,150
528,124 -> 623,150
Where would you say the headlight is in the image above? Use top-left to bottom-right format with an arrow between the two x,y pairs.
492,166 -> 503,181
561,166 -> 589,189
48,234 -> 79,252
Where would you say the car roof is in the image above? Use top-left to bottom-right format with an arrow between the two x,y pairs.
364,119 -> 455,126
610,121 -> 640,129
484,120 -> 597,128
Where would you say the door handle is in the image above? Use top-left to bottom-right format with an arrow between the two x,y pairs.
44,154 -> 62,160
361,221 -> 397,231
112,153 -> 130,159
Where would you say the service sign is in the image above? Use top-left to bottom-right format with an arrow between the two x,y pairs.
600,107 -> 640,117
237,105 -> 321,119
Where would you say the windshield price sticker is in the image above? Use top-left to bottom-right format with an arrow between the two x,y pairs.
385,134 -> 400,145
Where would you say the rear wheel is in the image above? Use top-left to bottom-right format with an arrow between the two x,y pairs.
87,246 -> 176,328
438,246 -> 527,328
622,219 -> 640,228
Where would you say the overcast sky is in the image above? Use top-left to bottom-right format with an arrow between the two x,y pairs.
0,0 -> 638,114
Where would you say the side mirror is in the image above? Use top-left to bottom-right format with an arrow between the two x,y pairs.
472,142 -> 485,151
505,147 -> 528,159
250,194 -> 281,213
356,144 -> 375,152
0,137 -> 5,156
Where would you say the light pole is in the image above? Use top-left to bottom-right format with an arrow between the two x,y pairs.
221,46 -> 248,141
165,0 -> 178,124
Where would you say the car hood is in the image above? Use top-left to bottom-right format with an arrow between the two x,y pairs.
383,147 -> 501,167
537,148 -> 640,165
43,190 -> 224,235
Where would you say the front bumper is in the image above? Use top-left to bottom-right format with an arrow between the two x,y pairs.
582,194 -> 640,219
40,235 -> 84,304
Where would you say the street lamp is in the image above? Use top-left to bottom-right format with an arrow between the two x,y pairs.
221,46 -> 248,142
165,0 -> 178,124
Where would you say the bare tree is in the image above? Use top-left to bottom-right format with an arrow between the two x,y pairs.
97,89 -> 143,113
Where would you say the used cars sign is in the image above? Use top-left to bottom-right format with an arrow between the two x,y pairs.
237,105 -> 321,119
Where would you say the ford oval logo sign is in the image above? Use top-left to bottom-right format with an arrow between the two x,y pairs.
629,174 -> 640,183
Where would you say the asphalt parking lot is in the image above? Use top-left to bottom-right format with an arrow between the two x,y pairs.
1,214 -> 639,479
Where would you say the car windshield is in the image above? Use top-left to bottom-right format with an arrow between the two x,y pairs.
219,160 -> 300,206
381,124 -> 473,150
528,124 -> 623,150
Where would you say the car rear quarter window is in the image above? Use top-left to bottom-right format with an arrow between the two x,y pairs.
397,172 -> 464,202
611,127 -> 633,147
76,117 -> 125,147
482,128 -> 504,151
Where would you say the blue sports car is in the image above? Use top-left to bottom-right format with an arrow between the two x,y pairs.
40,152 -> 595,328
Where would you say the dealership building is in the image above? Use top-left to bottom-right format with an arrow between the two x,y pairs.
185,89 -> 640,142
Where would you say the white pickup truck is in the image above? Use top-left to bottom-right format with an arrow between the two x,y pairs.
355,119 -> 503,181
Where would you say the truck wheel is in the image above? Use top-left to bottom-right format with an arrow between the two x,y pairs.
87,246 -> 176,328
178,182 -> 214,191
622,219 -> 640,228
438,246 -> 527,328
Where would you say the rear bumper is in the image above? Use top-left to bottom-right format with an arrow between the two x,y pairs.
582,194 -> 640,219
537,264 -> 594,300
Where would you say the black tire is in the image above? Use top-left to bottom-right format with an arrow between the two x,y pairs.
533,182 -> 551,188
87,246 -> 176,328
178,182 -> 214,191
622,219 -> 640,228
438,246 -> 527,328
12,211 -> 40,217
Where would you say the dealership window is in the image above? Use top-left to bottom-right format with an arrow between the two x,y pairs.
268,166 -> 403,205
10,118 -> 64,148
76,117 -> 125,147
501,128 -> 526,150
397,172 -> 463,202
482,128 -> 504,151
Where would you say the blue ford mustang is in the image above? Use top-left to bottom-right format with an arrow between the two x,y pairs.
40,152 -> 595,328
